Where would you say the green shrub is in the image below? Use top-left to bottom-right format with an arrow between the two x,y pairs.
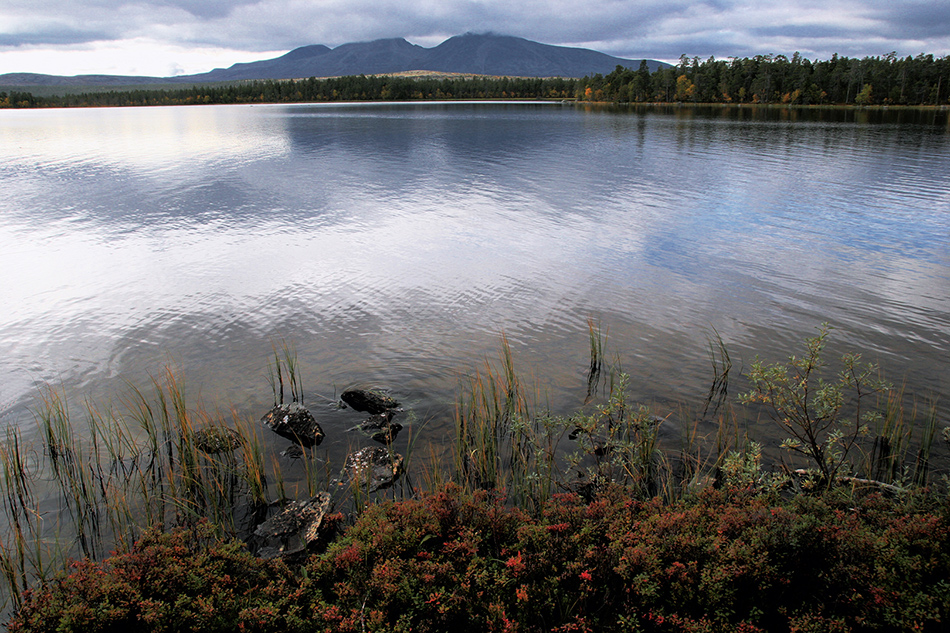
739,324 -> 888,487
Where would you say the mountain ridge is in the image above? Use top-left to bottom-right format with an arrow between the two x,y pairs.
1,33 -> 668,87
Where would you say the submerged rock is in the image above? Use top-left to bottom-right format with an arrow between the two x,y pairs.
343,446 -> 404,491
353,410 -> 403,444
281,444 -> 304,459
369,423 -> 402,444
261,402 -> 324,447
340,389 -> 400,415
191,426 -> 242,454
252,492 -> 332,559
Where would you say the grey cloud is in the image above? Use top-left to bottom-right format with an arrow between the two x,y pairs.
751,25 -> 854,40
0,28 -> 113,47
2,1 -> 195,46
1,0 -> 948,68
875,4 -> 950,39
51,0 -> 685,52
158,0 -> 256,20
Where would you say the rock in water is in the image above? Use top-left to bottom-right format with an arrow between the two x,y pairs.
340,389 -> 399,414
252,493 -> 332,559
261,402 -> 324,447
343,446 -> 404,491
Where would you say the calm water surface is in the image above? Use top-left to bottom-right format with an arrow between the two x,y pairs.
1,102 -> 948,462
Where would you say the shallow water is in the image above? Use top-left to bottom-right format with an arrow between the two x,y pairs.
1,102 -> 948,465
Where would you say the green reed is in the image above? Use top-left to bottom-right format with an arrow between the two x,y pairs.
453,334 -> 541,500
450,328 -> 711,510
268,341 -> 304,406
701,327 -> 732,420
0,429 -> 44,612
585,318 -> 608,404
0,367 -> 293,615
863,385 -> 941,488
449,325 -> 949,508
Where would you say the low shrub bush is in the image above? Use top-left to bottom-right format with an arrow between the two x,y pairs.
9,486 -> 950,632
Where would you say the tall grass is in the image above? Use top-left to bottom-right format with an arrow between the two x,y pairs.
268,341 -> 303,406
0,429 -> 46,613
585,318 -> 608,404
0,368 -> 293,614
565,372 -> 673,501
453,334 -> 535,494
701,327 -> 732,420
450,326 -> 947,509
863,385 -> 941,487
451,327 -> 748,511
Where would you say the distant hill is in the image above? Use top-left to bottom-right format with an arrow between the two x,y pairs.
0,72 -> 171,87
0,33 -> 668,88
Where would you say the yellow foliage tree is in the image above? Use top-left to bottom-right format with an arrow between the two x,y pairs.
674,75 -> 696,101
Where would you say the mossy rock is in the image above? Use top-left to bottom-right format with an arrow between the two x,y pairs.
191,426 -> 242,454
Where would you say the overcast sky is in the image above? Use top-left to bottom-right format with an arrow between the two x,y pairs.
2,0 -> 949,77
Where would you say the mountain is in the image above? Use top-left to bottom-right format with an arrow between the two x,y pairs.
0,33 -> 668,88
418,33 -> 665,77
191,33 -> 668,82
195,39 -> 428,81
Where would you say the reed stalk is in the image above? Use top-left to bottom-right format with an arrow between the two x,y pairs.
585,318 -> 607,404
0,428 -> 43,612
912,400 -> 939,486
867,386 -> 913,484
268,341 -> 303,406
453,334 -> 537,499
0,365 -> 299,615
701,327 -> 732,420
1,328 -> 946,620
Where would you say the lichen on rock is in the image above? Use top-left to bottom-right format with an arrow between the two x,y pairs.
252,492 -> 333,559
261,402 -> 324,447
343,446 -> 404,491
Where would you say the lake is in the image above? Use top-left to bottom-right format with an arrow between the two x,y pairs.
1,101 -> 948,469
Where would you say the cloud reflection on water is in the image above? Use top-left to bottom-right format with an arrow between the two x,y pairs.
0,103 -> 947,446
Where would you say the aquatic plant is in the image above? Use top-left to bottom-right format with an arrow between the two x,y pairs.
584,317 -> 608,404
452,334 -> 536,496
863,385 -> 941,488
0,368 -> 287,614
267,341 -> 303,407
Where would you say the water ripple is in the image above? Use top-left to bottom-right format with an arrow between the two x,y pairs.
1,102 -> 948,434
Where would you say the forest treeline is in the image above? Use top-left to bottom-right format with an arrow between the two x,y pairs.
0,74 -> 577,108
581,52 -> 950,105
1,52 -> 948,108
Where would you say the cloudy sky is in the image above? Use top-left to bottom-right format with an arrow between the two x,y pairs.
2,0 -> 949,77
